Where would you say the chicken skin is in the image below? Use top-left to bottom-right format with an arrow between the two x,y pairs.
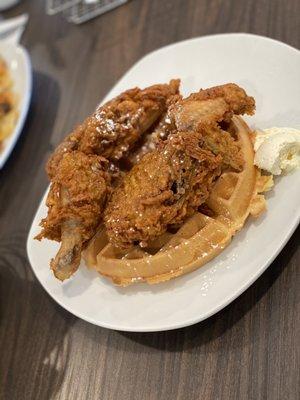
47,80 -> 180,178
36,152 -> 110,280
154,83 -> 255,170
104,83 -> 255,249
170,82 -> 255,130
38,80 -> 180,280
104,131 -> 222,249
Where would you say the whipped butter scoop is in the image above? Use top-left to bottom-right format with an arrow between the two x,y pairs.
254,127 -> 300,175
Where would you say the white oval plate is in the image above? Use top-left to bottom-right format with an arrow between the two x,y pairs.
0,40 -> 32,168
27,34 -> 300,332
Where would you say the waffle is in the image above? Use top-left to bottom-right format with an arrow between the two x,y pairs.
83,116 -> 272,286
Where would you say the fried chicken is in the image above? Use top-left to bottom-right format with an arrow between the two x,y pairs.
128,83 -> 254,171
125,92 -> 183,165
38,80 -> 180,280
104,83 -> 255,249
104,132 -> 222,249
36,152 -> 110,280
157,83 -> 255,170
171,83 -> 255,130
47,80 -> 180,179
197,122 -> 243,171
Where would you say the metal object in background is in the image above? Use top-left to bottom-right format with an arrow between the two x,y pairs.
46,0 -> 128,24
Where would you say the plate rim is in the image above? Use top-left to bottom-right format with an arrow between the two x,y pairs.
0,43 -> 32,169
27,205 -> 299,332
100,32 -> 300,105
27,33 -> 300,332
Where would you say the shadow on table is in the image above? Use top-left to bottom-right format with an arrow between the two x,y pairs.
119,224 -> 299,351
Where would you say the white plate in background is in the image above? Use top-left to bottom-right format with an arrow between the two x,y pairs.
0,39 -> 32,168
27,34 -> 300,332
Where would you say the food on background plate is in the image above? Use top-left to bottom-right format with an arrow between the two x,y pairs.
0,57 -> 18,151
0,57 -> 12,91
37,79 -> 298,285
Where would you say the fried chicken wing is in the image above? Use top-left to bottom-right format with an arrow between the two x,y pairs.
172,84 -> 254,170
104,83 -> 255,249
49,184 -> 84,281
36,151 -> 110,280
197,122 -> 243,171
152,83 -> 254,171
104,132 -> 222,249
171,83 -> 255,131
126,92 -> 182,165
47,80 -> 180,178
39,80 -> 180,280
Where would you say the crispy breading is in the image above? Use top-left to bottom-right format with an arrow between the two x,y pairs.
38,80 -> 180,280
127,93 -> 182,165
46,80 -> 180,178
149,83 -> 254,171
104,131 -> 222,249
37,151 -> 110,243
198,122 -> 243,171
104,83 -> 255,249
171,83 -> 255,131
36,151 -> 111,281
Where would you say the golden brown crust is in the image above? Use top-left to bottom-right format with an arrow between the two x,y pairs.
38,81 -> 257,283
36,151 -> 111,243
162,83 -> 255,133
197,122 -> 243,171
38,80 -> 181,280
178,82 -> 255,124
84,116 -> 266,287
46,80 -> 180,178
104,83 -> 255,250
42,80 -> 181,240
104,131 -> 222,249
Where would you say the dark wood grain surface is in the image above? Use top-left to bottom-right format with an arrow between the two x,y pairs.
0,1 -> 299,399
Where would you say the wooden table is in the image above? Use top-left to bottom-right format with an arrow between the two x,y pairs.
0,1 -> 299,399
